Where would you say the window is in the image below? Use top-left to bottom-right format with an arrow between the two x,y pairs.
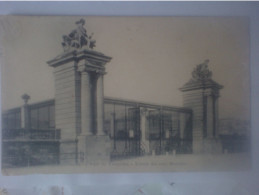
29,102 -> 55,129
163,112 -> 173,138
49,105 -> 55,128
2,109 -> 21,129
38,107 -> 49,129
30,108 -> 38,129
148,110 -> 161,140
171,112 -> 180,138
104,102 -> 139,139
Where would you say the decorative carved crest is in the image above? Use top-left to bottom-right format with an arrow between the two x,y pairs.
62,19 -> 96,52
192,59 -> 212,81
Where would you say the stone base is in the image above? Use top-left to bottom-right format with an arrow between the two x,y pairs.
59,140 -> 78,165
192,139 -> 204,154
193,138 -> 222,154
203,138 -> 222,154
78,135 -> 111,165
142,140 -> 150,155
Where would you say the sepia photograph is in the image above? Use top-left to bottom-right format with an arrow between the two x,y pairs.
0,16 -> 250,175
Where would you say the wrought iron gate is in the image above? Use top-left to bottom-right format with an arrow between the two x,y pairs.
127,107 -> 141,156
104,98 -> 192,160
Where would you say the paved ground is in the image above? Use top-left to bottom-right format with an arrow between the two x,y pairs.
2,153 -> 250,175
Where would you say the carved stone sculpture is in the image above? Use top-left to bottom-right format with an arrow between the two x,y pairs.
62,18 -> 96,52
192,59 -> 212,81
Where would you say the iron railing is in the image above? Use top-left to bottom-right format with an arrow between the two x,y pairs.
104,98 -> 193,159
2,128 -> 61,140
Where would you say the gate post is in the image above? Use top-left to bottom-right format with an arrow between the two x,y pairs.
21,94 -> 30,129
180,60 -> 223,154
48,19 -> 112,165
140,107 -> 150,155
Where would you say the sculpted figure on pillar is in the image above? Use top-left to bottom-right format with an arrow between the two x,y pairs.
62,18 -> 96,52
192,59 -> 212,82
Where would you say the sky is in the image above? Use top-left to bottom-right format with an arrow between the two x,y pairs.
0,16 -> 250,120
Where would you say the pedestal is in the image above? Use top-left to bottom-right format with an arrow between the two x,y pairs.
203,138 -> 222,154
193,138 -> 222,154
193,138 -> 203,154
59,140 -> 78,165
48,49 -> 112,165
78,135 -> 111,164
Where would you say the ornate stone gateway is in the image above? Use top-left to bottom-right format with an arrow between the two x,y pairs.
47,19 -> 220,163
47,19 -> 112,164
0,16 -> 250,174
2,19 -> 224,166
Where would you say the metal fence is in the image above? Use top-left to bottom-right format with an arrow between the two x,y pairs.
2,127 -> 60,168
2,98 -> 193,167
2,128 -> 61,140
2,141 -> 60,168
104,98 -> 193,159
220,134 -> 250,153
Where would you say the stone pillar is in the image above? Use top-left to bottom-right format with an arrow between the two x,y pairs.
206,91 -> 214,138
48,19 -> 112,165
140,108 -> 149,155
80,70 -> 93,135
77,69 -> 111,164
21,94 -> 30,129
181,89 -> 204,153
21,105 -> 29,129
96,74 -> 105,135
214,97 -> 219,138
50,61 -> 80,165
110,113 -> 115,138
179,113 -> 186,139
180,60 -> 223,154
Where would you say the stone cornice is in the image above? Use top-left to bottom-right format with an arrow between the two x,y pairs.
47,49 -> 112,68
180,60 -> 223,92
203,88 -> 220,98
77,60 -> 106,75
179,78 -> 223,92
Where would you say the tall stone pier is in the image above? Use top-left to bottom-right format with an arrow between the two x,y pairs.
180,60 -> 223,154
47,19 -> 112,164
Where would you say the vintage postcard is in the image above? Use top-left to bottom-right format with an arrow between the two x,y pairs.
0,16 -> 250,175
